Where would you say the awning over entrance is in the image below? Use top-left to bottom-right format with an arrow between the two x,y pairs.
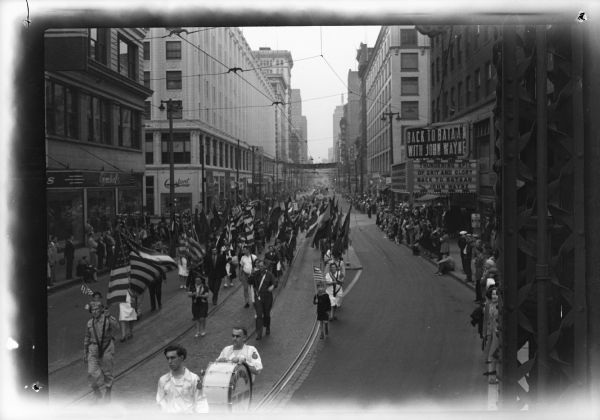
415,193 -> 446,202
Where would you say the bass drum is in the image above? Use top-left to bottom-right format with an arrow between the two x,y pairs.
202,362 -> 253,412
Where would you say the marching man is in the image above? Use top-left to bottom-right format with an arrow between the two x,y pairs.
216,326 -> 263,379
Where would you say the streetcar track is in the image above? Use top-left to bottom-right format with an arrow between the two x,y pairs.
67,232 -> 311,407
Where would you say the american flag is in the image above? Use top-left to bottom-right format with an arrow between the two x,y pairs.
313,266 -> 326,289
107,231 -> 177,306
80,283 -> 95,296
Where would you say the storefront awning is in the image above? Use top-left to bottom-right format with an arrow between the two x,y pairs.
415,194 -> 446,202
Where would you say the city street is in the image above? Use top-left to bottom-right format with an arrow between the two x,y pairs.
48,202 -> 489,414
287,208 -> 487,410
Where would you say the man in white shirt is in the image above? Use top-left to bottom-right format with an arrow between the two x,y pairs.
156,344 -> 206,413
216,327 -> 262,378
238,246 -> 257,308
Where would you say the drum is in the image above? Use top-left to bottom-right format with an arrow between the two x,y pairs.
202,362 -> 252,412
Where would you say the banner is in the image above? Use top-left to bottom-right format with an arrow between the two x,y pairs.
406,124 -> 469,159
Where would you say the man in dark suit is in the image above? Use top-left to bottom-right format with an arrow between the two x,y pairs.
457,231 -> 473,282
204,247 -> 227,305
248,259 -> 277,340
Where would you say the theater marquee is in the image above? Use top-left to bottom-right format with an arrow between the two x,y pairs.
413,159 -> 478,194
406,124 -> 469,159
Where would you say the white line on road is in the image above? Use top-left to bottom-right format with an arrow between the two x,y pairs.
343,269 -> 362,296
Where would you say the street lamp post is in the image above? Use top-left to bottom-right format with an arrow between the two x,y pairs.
381,110 -> 401,210
159,99 -> 177,216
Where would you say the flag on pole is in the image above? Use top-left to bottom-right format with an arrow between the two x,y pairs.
107,231 -> 132,306
80,283 -> 95,296
313,266 -> 325,289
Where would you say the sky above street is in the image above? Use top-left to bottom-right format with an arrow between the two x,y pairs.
241,26 -> 382,163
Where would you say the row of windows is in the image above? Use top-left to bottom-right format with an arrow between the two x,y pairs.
431,26 -> 499,56
145,132 -> 263,172
143,40 -> 182,60
45,79 -> 141,149
369,152 -> 390,175
431,63 -> 495,122
367,101 -> 419,140
89,29 -> 139,82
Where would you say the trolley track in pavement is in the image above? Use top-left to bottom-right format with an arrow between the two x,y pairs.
65,230 -> 311,407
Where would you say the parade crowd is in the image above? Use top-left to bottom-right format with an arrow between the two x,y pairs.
64,188 -> 353,410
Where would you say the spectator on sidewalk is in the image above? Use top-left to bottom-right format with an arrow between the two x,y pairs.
216,327 -> 263,379
434,255 -> 456,276
87,233 -> 98,270
157,344 -> 206,413
177,252 -> 189,290
188,272 -> 209,337
264,244 -> 280,278
239,246 -> 257,309
47,236 -> 58,286
76,256 -> 97,283
483,281 -> 500,384
458,231 -> 473,283
64,235 -> 75,280
97,233 -> 106,270
83,301 -> 120,403
248,259 -> 277,340
118,288 -> 137,342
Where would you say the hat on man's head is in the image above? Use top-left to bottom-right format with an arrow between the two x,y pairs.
459,231 -> 467,235
485,278 -> 496,291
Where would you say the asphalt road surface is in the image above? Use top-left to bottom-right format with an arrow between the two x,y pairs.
287,209 -> 487,412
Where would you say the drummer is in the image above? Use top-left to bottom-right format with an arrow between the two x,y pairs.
216,327 -> 263,377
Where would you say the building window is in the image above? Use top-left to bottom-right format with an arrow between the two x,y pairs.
144,101 -> 151,120
400,29 -> 418,47
205,137 -> 211,165
45,80 -> 78,139
89,28 -> 109,65
120,107 -> 132,147
400,53 -> 418,71
145,133 -> 154,164
457,81 -> 463,110
145,176 -> 154,214
401,77 -> 419,95
166,41 -> 182,60
219,142 -> 224,167
143,42 -> 150,60
213,139 -> 218,166
474,68 -> 481,101
118,36 -> 138,80
166,71 -> 182,90
401,101 -> 419,120
450,87 -> 456,114
144,71 -> 150,89
161,132 -> 191,164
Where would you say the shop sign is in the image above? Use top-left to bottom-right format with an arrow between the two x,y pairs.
406,123 -> 469,159
98,172 -> 120,185
413,159 -> 478,194
47,171 -> 140,188
164,177 -> 191,188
